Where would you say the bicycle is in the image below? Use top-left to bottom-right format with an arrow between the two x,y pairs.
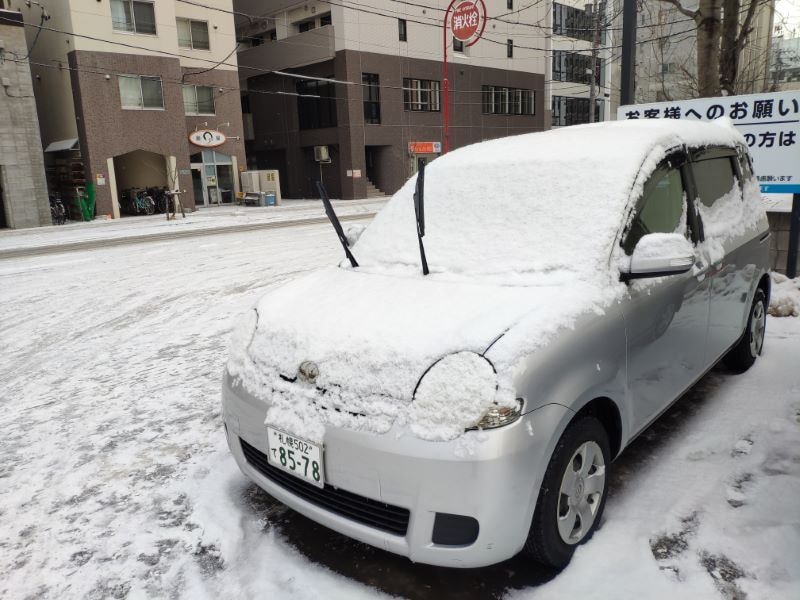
49,194 -> 67,225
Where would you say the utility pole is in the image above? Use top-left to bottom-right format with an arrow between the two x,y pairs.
588,0 -> 601,123
620,0 -> 637,105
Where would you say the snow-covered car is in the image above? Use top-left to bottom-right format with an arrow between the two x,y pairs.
222,119 -> 771,569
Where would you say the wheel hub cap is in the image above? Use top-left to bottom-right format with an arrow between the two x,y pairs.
557,441 -> 606,545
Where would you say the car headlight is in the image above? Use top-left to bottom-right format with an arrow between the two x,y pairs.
472,398 -> 524,430
410,352 -> 519,441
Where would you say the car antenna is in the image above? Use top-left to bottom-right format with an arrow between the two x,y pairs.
316,181 -> 359,268
414,158 -> 430,275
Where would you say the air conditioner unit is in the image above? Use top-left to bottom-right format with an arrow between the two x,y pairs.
314,145 -> 331,162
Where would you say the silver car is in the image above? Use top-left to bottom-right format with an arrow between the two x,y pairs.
222,120 -> 770,569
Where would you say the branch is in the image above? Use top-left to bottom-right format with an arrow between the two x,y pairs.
736,0 -> 762,54
657,0 -> 700,21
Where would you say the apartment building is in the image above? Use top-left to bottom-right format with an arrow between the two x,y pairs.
235,0 -> 561,200
636,0 -> 775,103
11,0 -> 245,217
550,1 -> 615,127
0,5 -> 49,228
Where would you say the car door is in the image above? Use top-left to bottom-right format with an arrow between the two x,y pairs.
689,147 -> 757,363
620,152 -> 711,435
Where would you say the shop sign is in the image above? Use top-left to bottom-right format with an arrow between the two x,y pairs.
352,169 -> 362,179
189,129 -> 227,148
451,2 -> 482,43
618,91 -> 800,193
408,141 -> 442,154
96,173 -> 106,186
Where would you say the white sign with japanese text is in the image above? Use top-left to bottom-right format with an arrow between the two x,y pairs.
618,91 -> 800,193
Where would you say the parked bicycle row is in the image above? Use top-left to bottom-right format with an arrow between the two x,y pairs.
119,187 -> 179,216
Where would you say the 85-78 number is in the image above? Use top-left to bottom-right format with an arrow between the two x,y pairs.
272,446 -> 320,481
266,427 -> 324,488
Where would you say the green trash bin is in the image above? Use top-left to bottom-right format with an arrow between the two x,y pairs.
77,183 -> 96,221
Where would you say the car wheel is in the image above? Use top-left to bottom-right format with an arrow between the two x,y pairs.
523,416 -> 610,569
723,288 -> 767,373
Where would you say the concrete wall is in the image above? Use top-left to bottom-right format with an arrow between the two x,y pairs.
768,211 -> 800,275
8,0 -> 78,149
0,10 -> 49,228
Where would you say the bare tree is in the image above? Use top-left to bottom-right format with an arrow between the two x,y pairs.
657,0 -> 771,97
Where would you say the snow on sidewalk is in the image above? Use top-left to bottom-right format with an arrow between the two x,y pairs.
517,316 -> 800,600
0,198 -> 385,254
769,273 -> 800,317
1,220 -> 798,599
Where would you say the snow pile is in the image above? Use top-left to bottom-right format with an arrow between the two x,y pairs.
408,352 -> 498,441
769,272 -> 800,317
228,119 -> 756,444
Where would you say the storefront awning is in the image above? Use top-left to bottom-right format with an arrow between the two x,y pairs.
44,138 -> 79,152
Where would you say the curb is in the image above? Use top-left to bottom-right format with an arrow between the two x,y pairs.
0,212 -> 377,260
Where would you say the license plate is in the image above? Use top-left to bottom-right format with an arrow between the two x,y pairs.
266,427 -> 324,488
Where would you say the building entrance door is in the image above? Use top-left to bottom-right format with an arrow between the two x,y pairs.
191,168 -> 205,206
190,151 -> 235,207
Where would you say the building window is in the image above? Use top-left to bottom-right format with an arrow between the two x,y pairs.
553,2 -> 606,43
118,75 -> 164,109
398,19 -> 407,41
111,0 -> 156,35
551,95 -> 602,126
507,39 -> 514,58
453,37 -> 464,52
320,13 -> 332,26
298,20 -> 315,33
481,86 -> 534,115
507,0 -> 513,9
296,78 -> 337,129
362,73 -> 381,124
403,78 -> 441,112
552,50 -> 602,85
177,18 -> 210,50
183,85 -> 215,115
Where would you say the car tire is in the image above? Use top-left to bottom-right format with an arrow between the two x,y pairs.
523,416 -> 610,569
723,288 -> 767,373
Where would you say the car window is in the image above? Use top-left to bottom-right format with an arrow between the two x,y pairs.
623,167 -> 686,255
737,147 -> 754,182
693,157 -> 737,207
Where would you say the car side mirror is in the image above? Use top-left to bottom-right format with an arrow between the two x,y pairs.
620,233 -> 695,281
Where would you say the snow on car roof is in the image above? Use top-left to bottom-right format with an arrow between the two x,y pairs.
353,119 -> 744,283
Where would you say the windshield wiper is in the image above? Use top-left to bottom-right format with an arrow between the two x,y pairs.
316,181 -> 358,268
414,159 -> 430,275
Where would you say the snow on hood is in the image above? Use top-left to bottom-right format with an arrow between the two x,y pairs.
227,268 -> 605,441
228,119 -> 747,442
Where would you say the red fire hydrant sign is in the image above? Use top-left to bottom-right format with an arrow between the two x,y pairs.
451,1 -> 480,42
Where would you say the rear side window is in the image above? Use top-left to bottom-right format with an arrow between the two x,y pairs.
623,167 -> 686,255
692,157 -> 737,207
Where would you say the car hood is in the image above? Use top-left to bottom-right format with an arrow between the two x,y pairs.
227,267 -> 611,442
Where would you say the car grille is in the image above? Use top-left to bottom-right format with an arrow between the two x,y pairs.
239,438 -> 410,536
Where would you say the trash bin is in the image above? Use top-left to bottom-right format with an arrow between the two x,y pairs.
265,193 -> 276,206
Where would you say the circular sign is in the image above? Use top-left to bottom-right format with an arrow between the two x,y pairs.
451,1 -> 481,42
189,129 -> 227,148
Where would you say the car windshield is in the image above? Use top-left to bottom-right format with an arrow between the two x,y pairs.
353,126 -> 654,284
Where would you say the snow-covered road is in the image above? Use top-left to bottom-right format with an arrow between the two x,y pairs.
1,221 -> 798,600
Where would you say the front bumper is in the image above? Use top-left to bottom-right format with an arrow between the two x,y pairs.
222,373 -> 571,568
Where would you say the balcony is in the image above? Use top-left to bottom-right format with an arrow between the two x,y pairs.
238,25 -> 335,81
